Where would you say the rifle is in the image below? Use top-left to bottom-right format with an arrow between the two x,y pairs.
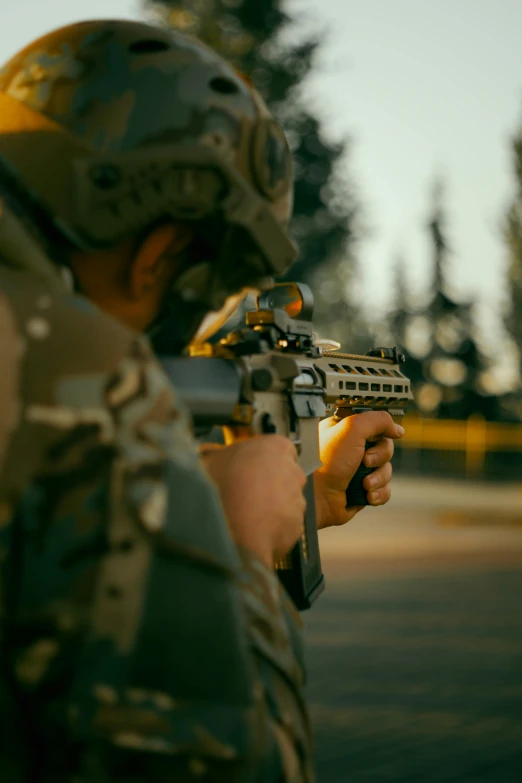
160,282 -> 413,610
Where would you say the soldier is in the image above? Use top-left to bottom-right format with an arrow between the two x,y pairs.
0,19 -> 401,783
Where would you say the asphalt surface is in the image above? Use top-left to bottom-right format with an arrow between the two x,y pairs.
305,478 -> 522,783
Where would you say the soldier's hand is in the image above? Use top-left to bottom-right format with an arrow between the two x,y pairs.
200,436 -> 307,569
314,411 -> 404,530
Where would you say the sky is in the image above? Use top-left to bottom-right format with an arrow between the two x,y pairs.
1,0 -> 522,358
287,0 -> 522,343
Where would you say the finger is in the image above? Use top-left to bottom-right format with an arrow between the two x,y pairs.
260,433 -> 299,461
363,461 -> 392,491
367,484 -> 392,506
348,411 -> 404,441
292,462 -> 308,489
321,411 -> 404,446
364,437 -> 394,468
319,415 -> 338,432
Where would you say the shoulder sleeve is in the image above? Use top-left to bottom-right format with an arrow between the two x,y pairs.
0,276 -> 314,782
237,547 -> 315,782
0,291 -> 20,480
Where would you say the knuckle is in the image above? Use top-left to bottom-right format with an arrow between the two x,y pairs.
363,474 -> 374,490
296,497 -> 306,517
378,412 -> 394,432
286,439 -> 299,457
266,435 -> 296,458
269,434 -> 297,456
297,466 -> 307,486
355,410 -> 392,434
378,486 -> 391,505
258,434 -> 279,449
339,414 -> 355,430
377,462 -> 391,482
272,434 -> 289,447
352,412 -> 368,429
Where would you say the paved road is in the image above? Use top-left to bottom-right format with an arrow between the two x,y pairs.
305,478 -> 522,782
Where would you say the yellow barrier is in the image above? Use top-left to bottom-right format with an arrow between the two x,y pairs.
398,415 -> 522,477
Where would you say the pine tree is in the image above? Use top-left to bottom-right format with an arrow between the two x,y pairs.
144,0 -> 362,344
388,254 -> 410,348
388,183 -> 495,419
504,133 -> 522,376
387,255 -> 425,394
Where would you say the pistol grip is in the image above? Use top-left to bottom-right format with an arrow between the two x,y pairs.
335,406 -> 375,508
345,440 -> 373,507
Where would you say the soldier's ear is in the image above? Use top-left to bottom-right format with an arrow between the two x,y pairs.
130,223 -> 192,299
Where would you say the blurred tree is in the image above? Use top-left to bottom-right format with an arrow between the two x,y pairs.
388,254 -> 409,347
144,0 -> 364,345
387,255 -> 425,392
388,183 -> 497,419
495,128 -> 522,420
503,133 -> 522,375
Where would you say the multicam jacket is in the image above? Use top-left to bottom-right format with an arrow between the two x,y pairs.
0,214 -> 314,782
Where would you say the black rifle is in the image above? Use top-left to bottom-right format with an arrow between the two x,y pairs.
160,283 -> 413,610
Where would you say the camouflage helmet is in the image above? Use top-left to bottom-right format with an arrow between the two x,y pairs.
0,19 -> 297,347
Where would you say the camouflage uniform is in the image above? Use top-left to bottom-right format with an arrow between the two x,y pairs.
0,19 -> 314,783
0,212 -> 313,782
